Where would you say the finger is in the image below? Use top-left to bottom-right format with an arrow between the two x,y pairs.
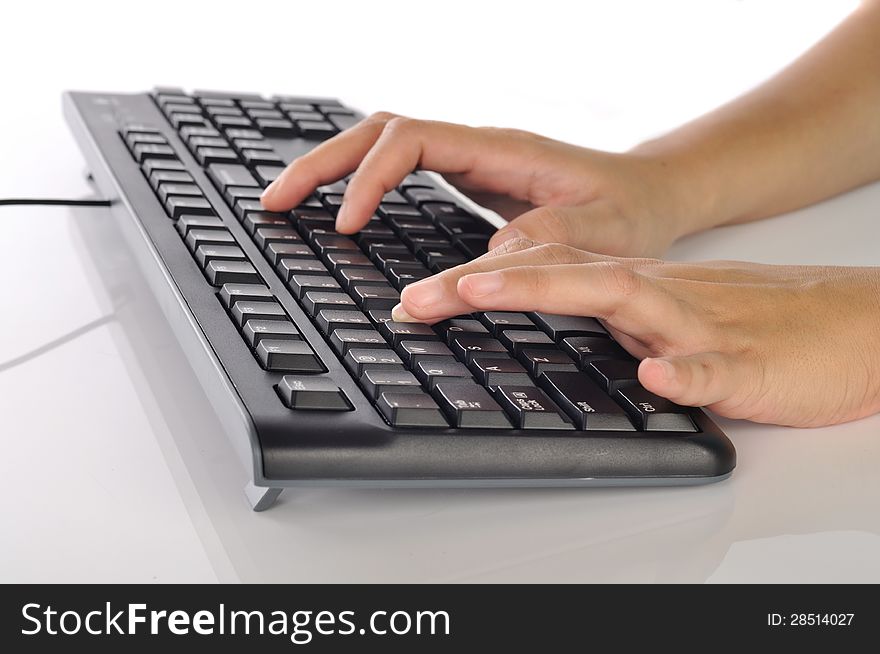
454,263 -> 689,344
638,352 -> 748,407
488,205 -> 591,250
260,112 -> 397,212
336,121 -> 555,233
391,241 -> 590,322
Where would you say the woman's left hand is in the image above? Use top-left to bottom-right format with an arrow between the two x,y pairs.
391,239 -> 880,427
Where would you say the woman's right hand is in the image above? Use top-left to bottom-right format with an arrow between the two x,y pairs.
260,112 -> 700,257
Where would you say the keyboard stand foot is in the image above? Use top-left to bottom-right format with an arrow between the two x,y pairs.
244,483 -> 282,512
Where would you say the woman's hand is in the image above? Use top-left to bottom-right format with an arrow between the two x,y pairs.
390,239 -> 880,427
260,113 -> 698,257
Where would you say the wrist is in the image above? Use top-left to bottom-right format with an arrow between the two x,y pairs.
627,137 -> 731,238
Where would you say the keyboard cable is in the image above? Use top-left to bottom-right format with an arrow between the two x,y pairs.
0,197 -> 113,207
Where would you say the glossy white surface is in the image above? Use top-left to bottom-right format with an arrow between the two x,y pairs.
1,0 -> 877,583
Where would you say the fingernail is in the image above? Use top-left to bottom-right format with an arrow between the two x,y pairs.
653,359 -> 676,381
460,272 -> 504,298
391,303 -> 416,322
335,200 -> 350,231
260,181 -> 277,203
403,279 -> 443,308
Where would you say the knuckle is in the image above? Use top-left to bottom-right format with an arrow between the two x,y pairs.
490,236 -> 539,256
366,111 -> 398,124
384,116 -> 418,136
532,242 -> 579,266
597,261 -> 642,298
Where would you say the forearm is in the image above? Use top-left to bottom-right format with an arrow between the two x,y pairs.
632,0 -> 880,235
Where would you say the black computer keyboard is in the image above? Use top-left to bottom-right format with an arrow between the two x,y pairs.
64,87 -> 735,510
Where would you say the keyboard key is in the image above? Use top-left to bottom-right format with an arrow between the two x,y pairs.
231,300 -> 286,327
185,229 -> 235,250
187,136 -> 228,149
469,357 -> 531,387
254,228 -> 302,250
499,329 -> 555,355
431,382 -> 512,428
538,371 -> 636,431
248,108 -> 284,120
149,170 -> 193,190
435,318 -> 489,344
220,283 -> 273,308
142,158 -> 186,176
195,147 -> 239,166
324,252 -> 373,272
413,359 -> 472,388
243,211 -> 290,234
224,128 -> 263,140
493,386 -> 574,430
614,386 -> 697,432
351,285 -> 400,311
265,242 -> 315,265
379,321 -> 439,347
403,187 -> 455,205
376,391 -> 448,427
517,348 -> 578,377
179,125 -> 221,142
316,309 -> 371,334
385,263 -> 430,290
451,234 -> 491,258
255,165 -> 286,186
205,260 -> 260,285
195,244 -> 247,267
215,115 -> 253,129
256,339 -> 323,372
233,138 -> 274,151
176,215 -> 225,235
225,185 -> 264,206
329,328 -> 386,355
360,368 -> 422,400
417,246 -> 467,268
344,348 -> 404,377
242,149 -> 284,166
367,310 -> 393,324
588,359 -> 640,393
561,336 -> 629,368
312,234 -> 359,253
165,195 -> 213,219
277,258 -> 329,279
132,143 -> 176,162
257,118 -> 296,136
450,334 -> 508,362
235,199 -> 265,220
288,274 -> 341,298
277,376 -> 350,410
327,113 -> 360,131
207,163 -> 260,190
297,120 -> 337,139
164,102 -> 202,116
397,340 -> 455,368
531,313 -> 608,340
302,291 -> 356,315
242,320 -> 300,347
478,312 -> 536,336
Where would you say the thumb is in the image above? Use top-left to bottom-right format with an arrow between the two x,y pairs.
638,352 -> 749,408
488,206 -> 587,250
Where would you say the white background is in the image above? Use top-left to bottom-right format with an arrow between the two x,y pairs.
0,0 -> 858,196
2,1 -> 879,583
